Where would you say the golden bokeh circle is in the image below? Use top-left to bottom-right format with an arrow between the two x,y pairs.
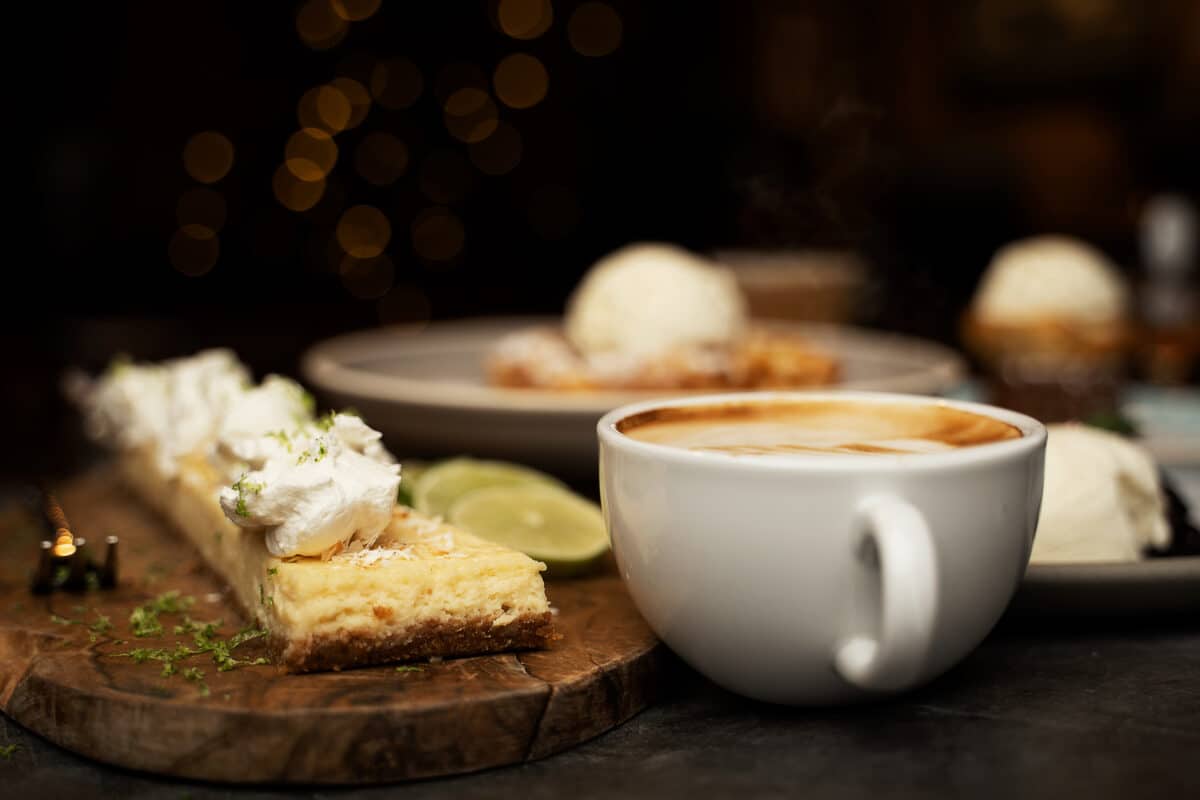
493,53 -> 548,109
412,207 -> 465,261
370,57 -> 423,110
296,0 -> 349,50
443,88 -> 499,143
330,77 -> 372,129
169,225 -> 220,276
377,284 -> 433,328
336,205 -> 392,258
568,2 -> 623,57
354,132 -> 409,186
332,0 -> 381,22
340,252 -> 395,299
176,187 -> 227,231
497,0 -> 553,40
316,84 -> 352,132
273,164 -> 326,212
182,131 -> 234,184
419,150 -> 473,204
468,122 -> 522,175
286,128 -> 339,181
297,87 -> 332,133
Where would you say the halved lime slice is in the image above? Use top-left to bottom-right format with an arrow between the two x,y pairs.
448,484 -> 610,577
412,458 -> 562,519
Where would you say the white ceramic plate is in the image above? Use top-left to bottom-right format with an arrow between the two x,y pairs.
300,316 -> 966,476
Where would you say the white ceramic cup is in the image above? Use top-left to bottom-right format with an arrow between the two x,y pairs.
598,391 -> 1046,705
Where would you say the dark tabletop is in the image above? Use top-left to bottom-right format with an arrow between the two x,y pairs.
3,613 -> 1197,799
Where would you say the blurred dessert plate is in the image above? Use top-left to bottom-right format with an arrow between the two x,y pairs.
301,316 -> 965,476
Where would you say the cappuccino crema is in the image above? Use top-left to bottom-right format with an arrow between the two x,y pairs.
617,400 -> 1021,456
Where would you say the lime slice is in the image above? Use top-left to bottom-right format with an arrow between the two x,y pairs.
396,460 -> 429,507
448,484 -> 610,577
412,458 -> 561,519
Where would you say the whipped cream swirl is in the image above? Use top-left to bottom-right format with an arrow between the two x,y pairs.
218,413 -> 401,558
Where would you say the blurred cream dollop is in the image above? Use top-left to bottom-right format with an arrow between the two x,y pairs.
1031,424 -> 1170,564
972,235 -> 1129,324
564,243 -> 747,358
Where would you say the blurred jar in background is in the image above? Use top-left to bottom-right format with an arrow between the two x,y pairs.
1137,194 -> 1200,385
711,249 -> 868,324
962,235 -> 1132,423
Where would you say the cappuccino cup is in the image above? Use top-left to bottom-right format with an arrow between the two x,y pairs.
598,391 -> 1046,705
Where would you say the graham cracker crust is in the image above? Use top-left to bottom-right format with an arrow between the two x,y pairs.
277,613 -> 558,673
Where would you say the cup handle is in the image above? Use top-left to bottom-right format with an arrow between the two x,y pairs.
834,495 -> 939,692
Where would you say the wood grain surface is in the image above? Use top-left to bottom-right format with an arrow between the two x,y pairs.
0,469 -> 668,784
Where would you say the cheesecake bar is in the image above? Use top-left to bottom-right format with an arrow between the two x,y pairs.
78,350 -> 554,672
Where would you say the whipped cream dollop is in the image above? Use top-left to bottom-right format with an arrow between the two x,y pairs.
972,235 -> 1129,324
83,349 -> 250,476
81,358 -> 169,450
218,413 -> 401,558
1031,424 -> 1170,564
214,375 -> 315,472
564,243 -> 747,359
158,349 -> 251,474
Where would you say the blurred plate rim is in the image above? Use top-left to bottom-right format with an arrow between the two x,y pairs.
300,316 -> 967,415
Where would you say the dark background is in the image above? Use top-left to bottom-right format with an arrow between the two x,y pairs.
10,0 -> 1200,477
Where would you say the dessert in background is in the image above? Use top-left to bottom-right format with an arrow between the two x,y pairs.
73,350 -> 555,672
488,243 -> 840,390
1031,424 -> 1170,564
963,235 -> 1131,423
1136,194 -> 1200,384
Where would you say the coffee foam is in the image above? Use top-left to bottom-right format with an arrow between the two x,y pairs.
618,401 -> 1022,456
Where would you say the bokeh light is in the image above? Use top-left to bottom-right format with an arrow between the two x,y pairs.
493,53 -> 548,109
168,225 -> 219,276
468,122 -> 522,175
273,164 -> 326,212
568,2 -> 623,57
332,0 -> 381,22
355,132 -> 409,186
182,132 -> 234,184
419,149 -> 474,204
176,187 -> 227,231
336,204 -> 391,258
370,57 -> 423,110
412,207 -> 465,261
497,0 -> 553,40
298,87 -> 333,133
443,88 -> 499,143
316,84 -> 352,131
286,128 -> 339,181
378,284 -> 433,327
296,0 -> 349,50
340,252 -> 395,299
528,184 -> 580,239
331,77 -> 371,129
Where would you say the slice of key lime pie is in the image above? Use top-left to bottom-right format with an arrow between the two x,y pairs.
77,350 -> 554,672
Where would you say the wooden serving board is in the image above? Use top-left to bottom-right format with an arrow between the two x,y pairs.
0,470 -> 668,784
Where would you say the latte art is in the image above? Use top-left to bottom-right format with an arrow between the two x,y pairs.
618,400 -> 1022,455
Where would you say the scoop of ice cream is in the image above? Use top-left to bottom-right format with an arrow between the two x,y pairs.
972,236 -> 1129,325
1031,424 -> 1170,564
564,243 -> 747,359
